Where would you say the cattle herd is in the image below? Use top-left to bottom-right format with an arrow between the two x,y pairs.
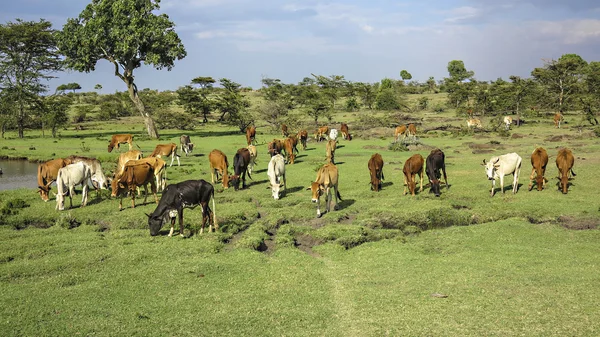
34,119 -> 577,237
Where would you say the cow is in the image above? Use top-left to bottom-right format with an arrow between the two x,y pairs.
108,134 -> 133,152
65,156 -> 109,194
267,154 -> 286,200
407,123 -> 417,140
403,154 -> 424,196
368,153 -> 384,192
315,126 -> 329,142
329,128 -> 339,141
283,137 -> 296,164
425,149 -> 448,197
394,125 -> 408,143
267,139 -> 284,157
246,126 -> 256,145
208,149 -> 229,189
482,152 -> 522,197
149,143 -> 180,167
307,163 -> 342,218
147,180 -> 218,237
111,162 -> 158,210
115,150 -> 143,178
298,130 -> 308,150
281,124 -> 289,137
123,157 -> 168,193
503,116 -> 513,130
467,118 -> 483,129
553,113 -> 564,128
340,123 -> 351,140
180,135 -> 194,156
247,145 -> 257,175
55,162 -> 92,211
326,139 -> 337,164
528,147 -> 548,192
37,158 -> 72,201
230,148 -> 252,190
556,148 -> 576,194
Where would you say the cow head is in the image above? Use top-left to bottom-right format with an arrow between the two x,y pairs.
55,191 -> 67,211
108,143 -> 114,152
560,172 -> 569,194
535,174 -> 545,191
110,178 -> 126,198
38,186 -> 50,202
147,213 -> 164,236
429,179 -> 441,197
230,175 -> 241,191
369,172 -> 381,192
482,158 -> 500,180
307,182 -> 323,203
269,182 -> 282,200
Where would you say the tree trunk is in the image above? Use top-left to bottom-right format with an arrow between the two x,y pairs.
126,81 -> 159,139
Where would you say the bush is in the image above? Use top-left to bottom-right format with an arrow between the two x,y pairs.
417,97 -> 429,111
345,97 -> 359,112
153,108 -> 196,130
388,142 -> 409,152
375,89 -> 400,110
432,104 -> 445,113
593,126 -> 600,137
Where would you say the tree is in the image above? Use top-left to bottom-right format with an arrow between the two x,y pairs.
400,70 -> 412,81
0,19 -> 62,138
426,77 -> 436,93
190,76 -> 216,123
57,0 -> 187,139
41,95 -> 72,137
215,78 -> 252,132
311,74 -> 346,109
447,60 -> 474,82
355,82 -> 376,109
508,76 -> 536,126
94,84 -> 102,91
444,60 -> 475,111
531,54 -> 587,113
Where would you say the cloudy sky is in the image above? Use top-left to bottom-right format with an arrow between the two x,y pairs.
2,0 -> 600,93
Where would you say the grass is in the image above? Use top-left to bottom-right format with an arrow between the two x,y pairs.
1,92 -> 600,335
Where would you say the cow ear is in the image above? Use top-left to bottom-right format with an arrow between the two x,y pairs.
481,159 -> 486,166
493,158 -> 500,164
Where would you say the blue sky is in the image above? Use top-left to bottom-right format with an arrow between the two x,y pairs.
2,0 -> 600,93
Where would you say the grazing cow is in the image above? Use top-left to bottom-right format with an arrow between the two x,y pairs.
307,163 -> 342,218
267,139 -> 284,157
368,153 -> 384,192
298,130 -> 308,150
482,152 -> 522,197
528,147 -> 548,191
124,157 -> 167,193
556,148 -> 576,194
247,145 -> 257,175
149,143 -> 180,167
326,139 -> 337,164
147,180 -> 218,236
55,162 -> 92,211
115,150 -> 143,178
180,135 -> 194,156
208,149 -> 229,189
230,148 -> 252,190
315,126 -> 329,142
246,126 -> 256,145
503,116 -> 513,130
111,162 -> 158,210
403,154 -> 424,196
329,128 -> 339,141
281,124 -> 289,137
394,125 -> 407,143
267,154 -> 286,200
37,158 -> 72,201
283,137 -> 296,164
65,155 -> 108,193
108,134 -> 133,152
467,118 -> 483,129
340,123 -> 351,140
553,113 -> 564,128
425,149 -> 448,197
407,123 -> 417,139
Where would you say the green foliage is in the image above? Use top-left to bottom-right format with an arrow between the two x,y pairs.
447,60 -> 474,81
387,142 -> 408,152
531,54 -> 587,112
41,95 -> 72,137
400,70 -> 412,81
215,78 -> 252,132
375,89 -> 400,110
417,97 -> 429,111
345,97 -> 359,112
153,108 -> 196,130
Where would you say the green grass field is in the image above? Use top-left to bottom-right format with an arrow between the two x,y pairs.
1,94 -> 599,336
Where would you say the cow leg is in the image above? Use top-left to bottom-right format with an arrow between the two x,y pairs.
490,179 -> 495,197
119,196 -> 123,211
176,154 -> 180,166
442,166 -> 448,189
500,175 -> 506,194
81,184 -> 88,207
131,191 -> 136,208
69,186 -> 74,209
169,154 -> 174,167
151,181 -> 158,204
403,174 -> 408,195
333,186 -> 340,211
168,218 -> 175,237
316,196 -> 322,218
419,171 -> 423,193
528,168 -> 536,191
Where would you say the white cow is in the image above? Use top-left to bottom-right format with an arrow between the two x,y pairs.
267,154 -> 286,200
247,145 -> 257,175
482,152 -> 522,197
55,162 -> 93,210
503,116 -> 513,130
66,156 -> 108,191
329,128 -> 339,141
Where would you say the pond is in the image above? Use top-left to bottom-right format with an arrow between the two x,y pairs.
0,159 -> 39,191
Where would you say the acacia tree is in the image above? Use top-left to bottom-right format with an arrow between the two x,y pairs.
400,70 -> 412,81
57,0 -> 187,139
191,76 -> 215,123
215,78 -> 252,132
41,95 -> 72,137
0,19 -> 62,138
531,54 -> 587,113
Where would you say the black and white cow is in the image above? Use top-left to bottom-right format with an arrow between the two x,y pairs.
180,135 -> 194,156
147,180 -> 217,236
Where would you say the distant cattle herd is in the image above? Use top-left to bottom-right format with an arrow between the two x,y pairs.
35,115 -> 576,236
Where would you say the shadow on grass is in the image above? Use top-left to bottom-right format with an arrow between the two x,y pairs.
381,181 -> 394,188
247,179 -> 269,188
254,168 -> 267,174
337,198 -> 355,211
286,186 -> 305,194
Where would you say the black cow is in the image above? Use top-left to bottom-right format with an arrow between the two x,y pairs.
230,148 -> 252,190
425,149 -> 449,197
147,180 -> 218,236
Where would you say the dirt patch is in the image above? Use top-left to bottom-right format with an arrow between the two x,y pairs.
295,234 -> 324,258
363,145 -> 387,150
511,133 -> 525,139
473,134 -> 491,139
407,144 -> 436,151
257,237 -> 276,254
557,216 -> 599,230
337,214 -> 357,224
472,149 -> 495,154
465,142 -> 505,150
545,134 -> 577,142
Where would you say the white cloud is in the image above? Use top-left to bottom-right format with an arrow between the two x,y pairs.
533,19 -> 600,44
195,29 -> 266,40
442,6 -> 483,23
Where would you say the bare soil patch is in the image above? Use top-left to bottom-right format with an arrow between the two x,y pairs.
557,216 -> 599,230
295,234 -> 324,258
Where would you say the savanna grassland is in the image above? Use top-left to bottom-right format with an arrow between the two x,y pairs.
1,92 -> 600,336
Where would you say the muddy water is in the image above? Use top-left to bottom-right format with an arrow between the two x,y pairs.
0,159 -> 39,191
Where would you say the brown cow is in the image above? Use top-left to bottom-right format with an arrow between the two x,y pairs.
267,139 -> 284,157
281,124 -> 289,137
307,163 -> 342,218
37,158 -> 72,201
115,150 -> 143,178
124,157 -> 168,193
528,147 -> 549,191
467,118 -> 483,128
283,138 -> 296,164
553,113 -> 564,128
326,139 -> 337,164
209,149 -> 229,189
108,134 -> 133,152
403,154 -> 424,196
315,126 -> 329,142
149,143 -> 180,167
407,123 -> 417,139
298,130 -> 308,150
111,162 -> 158,211
394,125 -> 407,142
246,126 -> 256,145
556,148 -> 576,194
368,153 -> 384,192
340,123 -> 352,140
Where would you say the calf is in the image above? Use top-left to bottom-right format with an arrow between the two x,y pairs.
553,113 -> 564,128
326,139 -> 337,164
208,149 -> 229,189
230,148 -> 252,190
368,153 -> 384,192
403,154 -> 424,196
425,149 -> 448,197
180,135 -> 194,156
394,125 -> 407,143
37,158 -> 72,201
482,152 -> 522,197
329,128 -> 339,141
556,148 -> 576,194
340,123 -> 351,140
503,116 -> 513,130
528,147 -> 548,191
467,118 -> 483,128
407,123 -> 417,139
247,145 -> 258,174
108,134 -> 133,152
298,130 -> 308,150
308,163 -> 342,218
315,126 -> 329,142
111,162 -> 158,210
147,180 -> 218,236
267,154 -> 286,200
246,126 -> 256,145
150,143 -> 180,167
55,162 -> 93,211
281,124 -> 289,137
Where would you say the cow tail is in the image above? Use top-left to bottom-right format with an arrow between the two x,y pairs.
571,169 -> 576,177
336,189 -> 343,201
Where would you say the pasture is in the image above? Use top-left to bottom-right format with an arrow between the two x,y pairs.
1,99 -> 600,336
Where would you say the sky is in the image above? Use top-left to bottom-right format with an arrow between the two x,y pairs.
2,0 -> 600,93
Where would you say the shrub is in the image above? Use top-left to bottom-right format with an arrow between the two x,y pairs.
388,142 -> 409,152
153,108 -> 196,130
432,104 -> 445,113
345,97 -> 359,112
417,97 -> 429,111
375,89 -> 400,110
593,126 -> 600,137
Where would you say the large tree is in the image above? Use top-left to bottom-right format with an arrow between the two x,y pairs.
0,19 -> 62,138
57,0 -> 187,138
531,54 -> 587,113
